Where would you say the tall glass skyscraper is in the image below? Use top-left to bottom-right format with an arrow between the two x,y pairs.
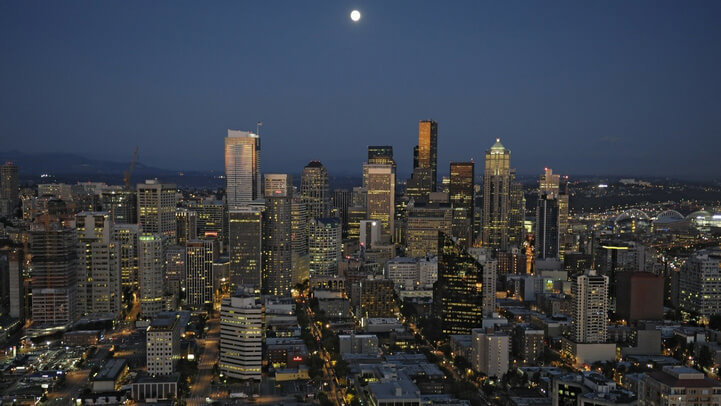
225,130 -> 261,208
300,161 -> 330,220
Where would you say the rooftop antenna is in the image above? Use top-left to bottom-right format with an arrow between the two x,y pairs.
256,121 -> 263,136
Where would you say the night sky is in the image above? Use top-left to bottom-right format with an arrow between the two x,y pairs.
1,2 -> 720,179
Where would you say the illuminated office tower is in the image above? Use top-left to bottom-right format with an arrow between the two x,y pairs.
189,200 -> 226,250
535,194 -> 559,260
363,164 -> 395,241
165,245 -> 185,298
175,208 -> 197,245
449,162 -> 474,247
225,129 -> 261,208
263,174 -> 293,296
407,120 -> 438,203
508,170 -> 526,248
101,189 -> 137,224
432,232 -> 484,336
1,161 -> 18,202
30,221 -> 79,326
228,207 -> 263,290
113,224 -> 140,289
571,270 -> 608,343
185,239 -> 218,309
138,234 -> 165,318
482,139 -> 511,250
308,218 -> 341,277
347,206 -> 366,242
137,180 -> 177,241
364,146 -> 396,187
3,247 -> 24,320
300,161 -> 330,220
352,186 -> 367,209
75,211 -> 121,317
405,202 -> 452,258
220,294 -> 263,380
332,189 -> 352,235
290,197 -> 310,285
539,168 -> 569,260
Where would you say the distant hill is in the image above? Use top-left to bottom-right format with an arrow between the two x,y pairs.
0,150 -> 175,177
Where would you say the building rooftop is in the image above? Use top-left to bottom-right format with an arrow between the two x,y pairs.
647,367 -> 721,388
94,358 -> 127,382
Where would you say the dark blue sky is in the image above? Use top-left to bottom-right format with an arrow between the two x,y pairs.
1,2 -> 720,179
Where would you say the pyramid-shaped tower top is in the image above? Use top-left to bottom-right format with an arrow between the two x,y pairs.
488,138 -> 509,154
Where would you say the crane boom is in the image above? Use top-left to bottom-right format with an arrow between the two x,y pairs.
123,147 -> 139,189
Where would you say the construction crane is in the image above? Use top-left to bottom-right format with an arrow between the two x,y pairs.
123,147 -> 139,189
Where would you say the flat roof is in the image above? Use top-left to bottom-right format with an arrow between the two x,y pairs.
95,358 -> 127,381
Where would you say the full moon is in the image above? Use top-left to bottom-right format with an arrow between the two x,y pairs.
350,10 -> 361,22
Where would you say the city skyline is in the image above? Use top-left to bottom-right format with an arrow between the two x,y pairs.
1,2 -> 720,179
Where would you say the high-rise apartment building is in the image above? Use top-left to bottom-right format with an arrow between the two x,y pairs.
138,234 -> 165,318
185,239 -> 218,309
471,329 -> 510,378
137,180 -> 177,241
220,294 -> 263,380
290,198 -> 310,286
308,217 -> 341,277
679,250 -> 721,318
449,162 -> 474,248
433,233 -> 485,336
75,211 -> 121,317
165,245 -> 185,299
571,270 -> 609,343
225,130 -> 261,208
468,247 -> 497,317
263,174 -> 293,296
228,207 -> 263,290
300,161 -> 330,220
363,164 -> 395,241
30,221 -> 79,326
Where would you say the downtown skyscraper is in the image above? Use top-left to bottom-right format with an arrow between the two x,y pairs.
449,162 -> 474,248
185,239 -> 218,309
571,270 -> 609,343
407,120 -> 438,203
363,163 -> 395,242
137,179 -> 177,241
138,233 -> 165,318
263,174 -> 293,296
228,206 -> 264,291
225,130 -> 261,208
300,161 -> 330,220
481,139 -> 524,250
30,219 -> 79,326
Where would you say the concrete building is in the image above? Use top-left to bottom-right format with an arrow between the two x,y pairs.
616,272 -> 664,322
263,174 -> 293,296
471,328 -> 510,378
679,250 -> 721,318
308,217 -> 341,277
405,202 -> 452,258
228,206 -> 263,290
219,294 -> 263,380
146,314 -> 181,375
300,161 -> 330,219
225,129 -> 261,208
359,277 -> 395,318
185,239 -> 218,309
75,211 -> 122,317
572,270 -> 609,344
339,334 -> 379,355
639,366 -> 721,406
138,234 -> 165,318
137,180 -> 177,241
30,221 -> 79,326
363,163 -> 395,242
114,224 -> 140,289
